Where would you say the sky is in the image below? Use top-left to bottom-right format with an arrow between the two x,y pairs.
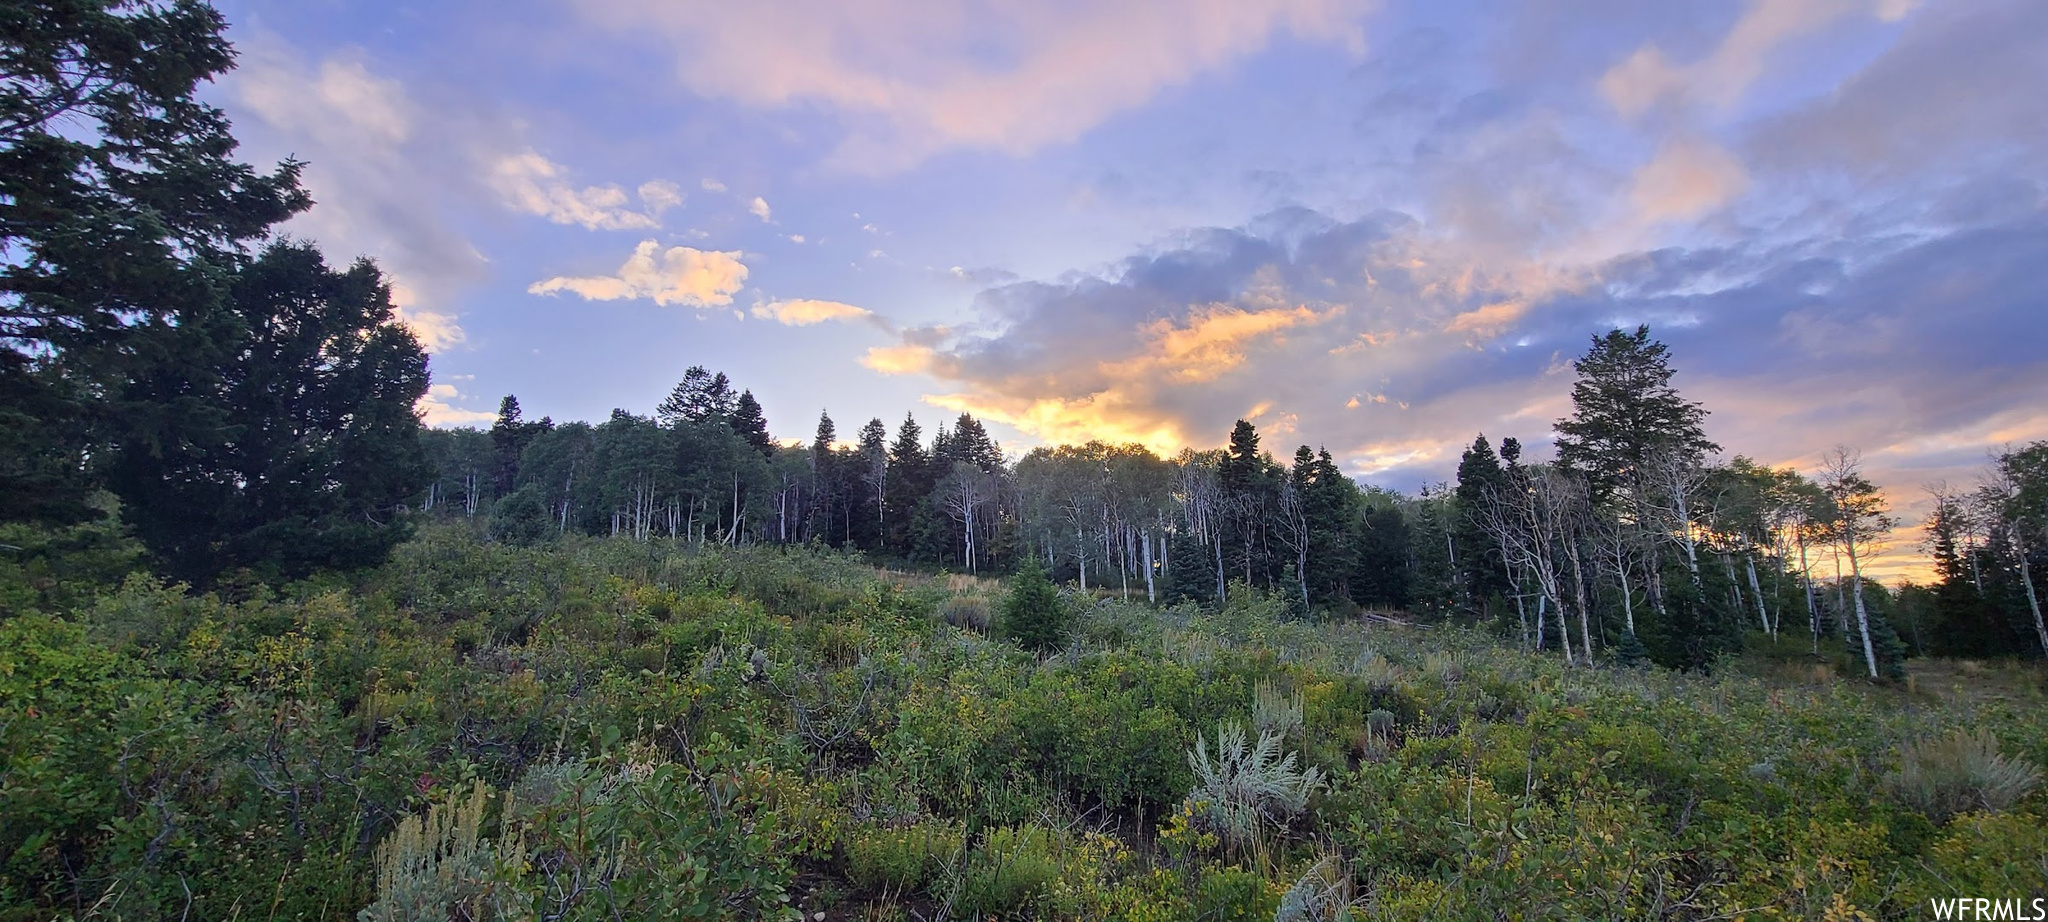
206,0 -> 2048,581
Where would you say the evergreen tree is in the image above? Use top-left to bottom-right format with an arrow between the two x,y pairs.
1218,420 -> 1276,589
729,389 -> 774,457
1554,326 -> 1717,501
810,411 -> 840,544
490,396 -> 550,494
883,414 -> 931,556
1453,435 -> 1512,605
1352,502 -> 1412,609
853,418 -> 889,551
1000,553 -> 1068,652
1,0 -> 310,525
103,241 -> 429,583
656,366 -> 736,427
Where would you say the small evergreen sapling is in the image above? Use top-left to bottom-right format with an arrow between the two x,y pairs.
1000,554 -> 1068,651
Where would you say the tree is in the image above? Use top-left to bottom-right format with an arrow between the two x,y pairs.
490,396 -> 551,494
655,366 -> 735,427
882,414 -> 932,556
2,0 -> 311,525
809,411 -> 840,544
1454,435 -> 1512,606
102,241 -> 429,583
1000,554 -> 1067,652
1982,444 -> 2048,658
854,417 -> 889,551
1555,326 -> 1718,502
1218,420 -> 1277,591
728,389 -> 773,457
1819,448 -> 1895,679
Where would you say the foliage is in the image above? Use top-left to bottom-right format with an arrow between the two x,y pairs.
361,781 -> 531,922
1185,722 -> 1325,854
1000,553 -> 1068,651
4,524 -> 2046,920
845,818 -> 964,893
1,0 -> 310,527
1884,729 -> 2043,822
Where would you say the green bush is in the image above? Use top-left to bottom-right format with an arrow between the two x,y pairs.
1000,555 -> 1068,651
1195,865 -> 1278,921
845,818 -> 964,893
958,824 -> 1065,914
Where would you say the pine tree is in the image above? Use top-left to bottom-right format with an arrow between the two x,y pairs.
1554,326 -> 1718,502
104,242 -> 429,583
1,0 -> 311,525
853,418 -> 889,551
809,411 -> 840,544
883,414 -> 931,556
724,390 -> 773,457
490,396 -> 550,494
1001,554 -> 1068,652
656,366 -> 737,427
1453,435 -> 1512,605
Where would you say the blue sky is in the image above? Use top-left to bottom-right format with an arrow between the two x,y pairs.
206,0 -> 2047,576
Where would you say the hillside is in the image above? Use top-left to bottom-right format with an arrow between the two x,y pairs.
4,527 -> 2043,920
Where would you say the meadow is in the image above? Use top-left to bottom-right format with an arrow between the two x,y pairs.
3,525 -> 2044,920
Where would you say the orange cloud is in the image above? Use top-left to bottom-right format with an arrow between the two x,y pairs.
861,343 -> 938,375
529,241 -> 748,309
924,391 -> 1186,456
1112,302 -> 1329,383
1629,138 -> 1749,222
1446,299 -> 1525,336
752,298 -> 873,326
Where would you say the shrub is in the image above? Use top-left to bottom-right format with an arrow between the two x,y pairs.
938,593 -> 993,633
1253,680 -> 1304,740
1884,730 -> 2043,822
1000,556 -> 1068,652
486,488 -> 552,547
1195,865 -> 1278,921
846,819 -> 964,893
361,781 -> 531,922
957,824 -> 1064,913
1185,721 -> 1325,853
1276,856 -> 1356,922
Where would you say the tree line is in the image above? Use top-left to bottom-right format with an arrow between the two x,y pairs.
422,322 -> 2048,674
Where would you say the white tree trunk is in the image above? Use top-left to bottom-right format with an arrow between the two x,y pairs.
1844,534 -> 1878,678
1746,554 -> 1770,638
1142,526 -> 1156,603
2010,524 -> 2048,658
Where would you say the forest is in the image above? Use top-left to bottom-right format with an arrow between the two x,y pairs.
3,2 -> 2046,920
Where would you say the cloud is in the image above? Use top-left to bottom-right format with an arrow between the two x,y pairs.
1747,0 -> 2048,181
416,382 -> 498,427
1598,0 -> 1916,118
749,196 -> 773,222
388,281 -> 465,353
946,265 -> 1021,286
638,180 -> 684,214
489,151 -> 679,230
701,178 -> 728,192
752,298 -> 876,326
861,343 -> 940,375
1628,138 -> 1749,222
1109,302 -> 1331,383
573,0 -> 1379,171
529,240 -> 749,308
229,42 -> 483,351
